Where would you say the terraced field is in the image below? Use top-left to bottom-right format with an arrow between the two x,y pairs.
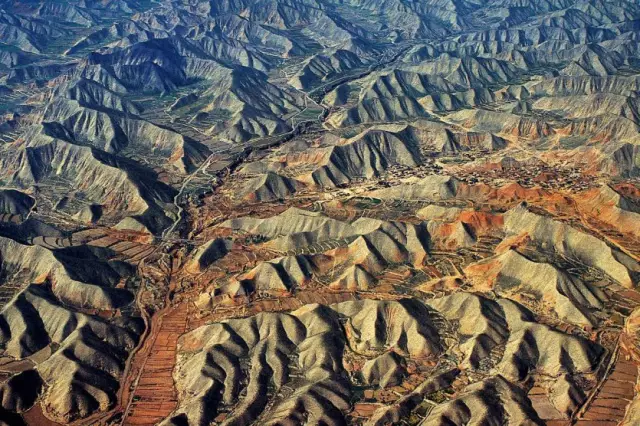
1,0 -> 640,425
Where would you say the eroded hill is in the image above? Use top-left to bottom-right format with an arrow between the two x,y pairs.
1,0 -> 640,425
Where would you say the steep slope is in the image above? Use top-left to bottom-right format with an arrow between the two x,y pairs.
239,172 -> 306,202
423,375 -> 543,426
0,235 -> 133,310
43,80 -> 210,172
0,190 -> 34,219
4,0 -> 640,425
163,294 -> 605,425
576,184 -> 640,237
0,284 -> 142,422
465,249 -> 606,326
0,128 -> 177,232
214,213 -> 431,298
162,299 -> 443,426
503,204 -> 640,288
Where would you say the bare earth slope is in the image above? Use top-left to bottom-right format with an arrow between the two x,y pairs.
1,0 -> 640,425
